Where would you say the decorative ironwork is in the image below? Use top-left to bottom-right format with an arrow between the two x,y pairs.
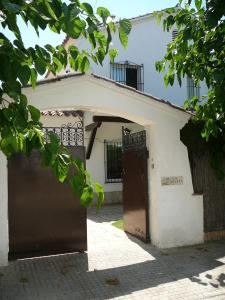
42,120 -> 84,146
122,129 -> 146,151
110,61 -> 144,92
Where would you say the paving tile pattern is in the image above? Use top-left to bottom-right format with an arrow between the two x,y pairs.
0,205 -> 225,300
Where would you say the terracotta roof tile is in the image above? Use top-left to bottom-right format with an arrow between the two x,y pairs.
41,110 -> 83,117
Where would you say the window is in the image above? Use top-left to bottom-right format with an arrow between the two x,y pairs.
110,61 -> 144,91
187,76 -> 200,99
104,140 -> 122,183
172,29 -> 179,41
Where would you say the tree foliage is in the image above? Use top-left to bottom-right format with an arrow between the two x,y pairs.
0,0 -> 131,208
156,0 -> 225,141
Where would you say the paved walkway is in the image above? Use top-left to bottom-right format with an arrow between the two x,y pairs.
1,205 -> 225,299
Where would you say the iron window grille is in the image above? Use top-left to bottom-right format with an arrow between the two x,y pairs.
187,76 -> 200,100
42,121 -> 84,146
172,29 -> 179,41
104,140 -> 122,183
110,61 -> 144,92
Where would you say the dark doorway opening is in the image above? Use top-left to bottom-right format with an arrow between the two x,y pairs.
126,68 -> 138,90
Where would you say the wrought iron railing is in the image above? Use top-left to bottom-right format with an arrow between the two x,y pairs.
122,130 -> 146,151
42,121 -> 84,146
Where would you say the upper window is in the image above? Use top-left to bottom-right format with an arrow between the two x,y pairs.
172,29 -> 179,41
110,61 -> 144,91
104,140 -> 122,183
187,76 -> 200,99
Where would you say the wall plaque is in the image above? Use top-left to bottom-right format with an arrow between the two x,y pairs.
161,176 -> 183,186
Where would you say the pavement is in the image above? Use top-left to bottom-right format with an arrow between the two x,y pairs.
0,204 -> 225,300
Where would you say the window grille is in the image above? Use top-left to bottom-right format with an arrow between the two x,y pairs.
104,140 -> 122,183
110,61 -> 144,92
187,76 -> 200,99
172,29 -> 179,41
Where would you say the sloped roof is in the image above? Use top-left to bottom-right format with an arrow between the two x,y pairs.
27,72 -> 189,115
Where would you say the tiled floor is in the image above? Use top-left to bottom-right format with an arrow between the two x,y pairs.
0,205 -> 225,299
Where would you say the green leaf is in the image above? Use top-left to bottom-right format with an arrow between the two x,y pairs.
109,48 -> 118,63
80,186 -> 94,207
18,65 -> 31,86
94,31 -> 107,47
0,134 -> 18,156
69,45 -> 79,60
30,68 -> 37,89
73,18 -> 86,32
119,19 -> 131,48
53,56 -> 63,72
108,21 -> 116,33
44,0 -> 58,20
96,47 -> 105,65
2,0 -> 20,13
19,94 -> 28,109
97,7 -> 110,23
195,0 -> 202,10
52,155 -> 70,183
94,182 -> 104,211
81,56 -> 90,72
28,105 -> 41,123
81,2 -> 93,15
35,58 -> 46,75
45,44 -> 55,53
88,32 -> 96,49
71,174 -> 85,198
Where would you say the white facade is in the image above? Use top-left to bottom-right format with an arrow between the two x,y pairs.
67,13 -> 208,106
0,74 -> 204,266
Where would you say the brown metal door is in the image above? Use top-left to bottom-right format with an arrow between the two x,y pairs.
122,130 -> 150,242
8,147 -> 87,259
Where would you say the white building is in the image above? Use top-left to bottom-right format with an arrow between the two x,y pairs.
0,11 -> 207,266
58,12 -> 207,106
46,12 -> 207,204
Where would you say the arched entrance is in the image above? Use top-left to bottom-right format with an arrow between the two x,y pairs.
0,73 -> 204,266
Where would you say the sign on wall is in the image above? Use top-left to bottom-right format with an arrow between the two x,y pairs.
161,176 -> 184,186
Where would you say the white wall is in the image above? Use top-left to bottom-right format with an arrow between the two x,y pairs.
147,119 -> 203,248
0,152 -> 8,266
84,112 -> 143,192
73,14 -> 208,106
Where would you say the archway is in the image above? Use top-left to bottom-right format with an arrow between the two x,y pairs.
0,73 -> 204,266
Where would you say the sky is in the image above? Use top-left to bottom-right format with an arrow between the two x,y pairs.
1,0 -> 179,48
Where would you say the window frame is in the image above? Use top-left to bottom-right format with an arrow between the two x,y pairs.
187,76 -> 200,100
110,61 -> 144,92
104,139 -> 123,183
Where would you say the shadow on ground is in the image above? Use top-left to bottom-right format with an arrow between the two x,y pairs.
0,239 -> 225,300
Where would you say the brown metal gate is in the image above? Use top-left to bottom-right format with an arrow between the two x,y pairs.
8,121 -> 87,260
122,130 -> 150,242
